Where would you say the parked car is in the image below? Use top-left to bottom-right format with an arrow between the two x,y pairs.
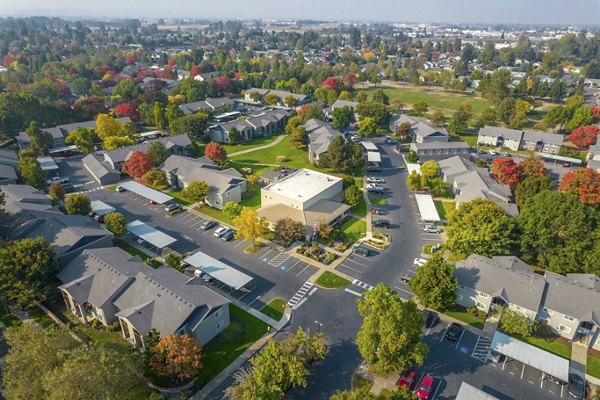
350,135 -> 361,142
221,230 -> 236,242
353,246 -> 370,257
202,274 -> 215,283
487,350 -> 504,363
164,203 -> 181,212
476,148 -> 485,154
423,224 -> 441,233
385,137 -> 397,144
93,214 -> 104,223
201,220 -> 218,230
568,373 -> 585,399
367,186 -> 385,195
547,375 -> 567,386
213,227 -> 231,238
148,200 -> 157,205
373,219 -> 390,229
367,177 -> 385,184
413,258 -> 427,267
422,310 -> 438,328
46,176 -> 62,185
415,375 -> 434,399
563,162 -> 572,168
371,208 -> 385,215
503,152 -> 510,156
401,273 -> 412,283
194,269 -> 204,278
445,322 -> 464,341
116,185 -> 126,192
489,149 -> 498,155
396,367 -> 418,390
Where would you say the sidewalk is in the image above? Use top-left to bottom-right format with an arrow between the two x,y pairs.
228,135 -> 286,157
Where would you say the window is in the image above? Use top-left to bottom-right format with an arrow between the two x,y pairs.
543,307 -> 554,315
563,315 -> 575,322
514,305 -> 523,311
215,200 -> 220,205
459,285 -> 465,290
214,309 -> 221,320
216,321 -> 223,331
455,294 -> 463,301
476,302 -> 486,310
558,325 -> 571,334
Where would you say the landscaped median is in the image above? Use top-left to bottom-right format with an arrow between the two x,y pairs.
259,298 -> 286,321
315,271 -> 351,289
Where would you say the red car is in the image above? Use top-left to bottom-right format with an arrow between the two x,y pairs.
396,367 -> 418,389
415,375 -> 434,399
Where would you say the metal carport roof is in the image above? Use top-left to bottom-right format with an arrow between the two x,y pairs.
490,331 -> 570,382
120,181 -> 173,204
456,382 -> 499,400
415,194 -> 440,222
126,220 -> 177,250
183,251 -> 253,290
367,151 -> 381,163
90,200 -> 116,216
361,141 -> 378,151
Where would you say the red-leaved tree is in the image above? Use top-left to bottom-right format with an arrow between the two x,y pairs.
149,333 -> 202,383
559,168 -> 600,207
122,151 -> 153,179
214,75 -> 231,93
519,156 -> 548,179
114,103 -> 139,121
567,125 -> 600,149
342,72 -> 357,89
190,65 -> 202,77
204,141 -> 229,169
321,76 -> 338,90
490,157 -> 522,187
590,106 -> 600,121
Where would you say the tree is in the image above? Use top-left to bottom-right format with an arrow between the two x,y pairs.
447,102 -> 472,134
372,89 -> 389,105
519,156 -> 548,179
147,141 -> 170,166
0,237 -> 57,306
419,160 -> 440,187
395,122 -> 413,139
358,117 -> 378,137
446,198 -> 517,257
430,110 -> 446,127
247,174 -> 260,191
27,121 -> 53,155
515,176 -> 554,209
228,127 -> 242,145
70,77 -> 92,96
171,112 -> 210,139
149,333 -> 202,384
154,102 -> 166,131
499,308 -> 537,337
102,135 -> 136,151
344,185 -> 363,208
565,106 -> 593,131
165,103 -> 184,133
65,127 -> 97,153
409,254 -> 458,310
559,168 -> 600,207
165,254 -> 184,271
181,181 -> 209,206
407,150 -> 419,163
490,157 -> 522,187
18,152 -> 45,189
355,101 -> 390,125
284,95 -> 297,108
331,106 -> 354,130
113,79 -> 141,101
235,207 -> 269,247
65,193 -> 91,215
223,201 -> 243,220
474,107 -> 498,129
48,182 -> 65,203
517,191 -> 597,273
264,93 -> 281,106
544,106 -> 569,131
406,170 -> 422,190
204,141 -> 229,169
356,284 -> 428,375
297,103 -> 325,122
478,69 -> 511,105
104,211 -> 126,237
289,126 -> 308,149
95,113 -> 122,140
273,217 -> 305,246
122,151 -> 153,179
567,125 -> 600,148
412,100 -> 429,117
142,168 -> 168,189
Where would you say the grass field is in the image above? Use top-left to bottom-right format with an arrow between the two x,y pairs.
221,135 -> 282,154
444,305 -> 485,329
512,334 -> 572,360
369,196 -> 387,205
231,136 -> 316,172
0,306 -> 21,328
260,298 -> 286,321
587,354 -> 600,379
354,197 -> 367,218
315,271 -> 351,289
114,238 -> 152,261
340,217 -> 367,241
360,85 -> 491,116
27,306 -> 56,329
165,189 -> 193,206
196,204 -> 235,226
240,189 -> 261,209
434,200 -> 455,220
197,305 -> 269,388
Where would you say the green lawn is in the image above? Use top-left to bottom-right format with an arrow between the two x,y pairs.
75,324 -> 135,357
443,304 -> 485,329
456,132 -> 478,147
196,205 -> 235,226
165,189 -> 193,206
368,196 -> 387,205
355,178 -> 364,188
340,217 -> 367,241
259,298 -> 286,321
511,334 -> 572,360
354,197 -> 367,218
434,200 -> 455,220
114,238 -> 152,261
447,252 -> 467,262
106,184 -> 118,191
197,305 -> 269,388
27,306 -> 56,329
360,86 -> 490,116
240,189 -> 261,209
315,271 -> 351,289
0,306 -> 22,328
231,136 -> 316,171
587,354 -> 600,379
221,135 -> 281,154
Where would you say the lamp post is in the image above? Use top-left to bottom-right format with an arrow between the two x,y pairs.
314,320 -> 323,333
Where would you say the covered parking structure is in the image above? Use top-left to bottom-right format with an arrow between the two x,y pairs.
126,220 -> 177,252
490,331 -> 570,383
120,181 -> 173,205
456,382 -> 499,400
183,251 -> 253,291
90,200 -> 116,216
415,194 -> 440,223
361,141 -> 378,152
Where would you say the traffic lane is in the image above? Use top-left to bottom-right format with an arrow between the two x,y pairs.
55,155 -> 101,189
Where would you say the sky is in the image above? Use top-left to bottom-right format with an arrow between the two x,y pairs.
1,0 -> 599,26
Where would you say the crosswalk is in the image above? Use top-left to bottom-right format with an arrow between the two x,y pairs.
287,281 -> 315,309
352,279 -> 375,291
75,185 -> 104,194
471,336 -> 492,363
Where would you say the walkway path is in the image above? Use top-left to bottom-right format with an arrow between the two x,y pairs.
229,134 -> 286,157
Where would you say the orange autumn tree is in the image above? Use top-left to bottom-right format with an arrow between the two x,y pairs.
149,333 -> 202,384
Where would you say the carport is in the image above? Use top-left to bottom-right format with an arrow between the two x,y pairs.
361,141 -> 378,152
490,331 -> 570,383
90,200 -> 116,216
456,382 -> 499,400
183,250 -> 253,290
415,194 -> 440,222
37,156 -> 59,172
126,220 -> 177,251
120,181 -> 173,204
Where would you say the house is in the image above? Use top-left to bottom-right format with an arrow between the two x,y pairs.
305,119 -> 344,164
0,185 -> 114,265
477,126 -> 564,154
0,149 -> 18,168
324,99 -> 359,119
244,88 -> 309,105
17,118 -> 131,150
389,114 -> 418,133
454,255 -> 547,320
102,134 -> 191,170
389,115 -> 449,143
194,71 -> 221,82
438,156 -> 518,216
521,130 -> 563,154
587,143 -> 600,172
257,169 -> 351,238
161,155 -> 246,210
410,141 -> 470,157
81,154 -> 121,185
208,109 -> 289,143
0,164 -> 17,185
178,97 -> 234,115
57,247 -> 230,348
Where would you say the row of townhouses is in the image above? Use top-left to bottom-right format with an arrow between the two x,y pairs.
477,125 -> 564,154
208,108 -> 290,143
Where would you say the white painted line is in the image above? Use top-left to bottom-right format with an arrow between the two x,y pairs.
502,356 -> 507,370
340,264 -> 363,274
345,258 -> 369,268
441,323 -> 450,342
394,286 -> 413,296
190,219 -> 204,228
292,297 -> 308,310
520,363 -> 526,379
296,264 -> 311,276
233,240 -> 247,248
431,379 -> 441,400
181,234 -> 193,241
262,248 -> 275,259
84,180 -> 95,185
308,287 -> 318,296
455,328 -> 465,349
287,259 -> 302,271
509,371 -> 515,375
560,383 -> 564,397
344,288 -> 363,297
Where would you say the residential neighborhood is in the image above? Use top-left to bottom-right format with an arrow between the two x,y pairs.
0,6 -> 599,400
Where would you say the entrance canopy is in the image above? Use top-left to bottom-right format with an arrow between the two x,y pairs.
490,331 -> 570,382
361,141 -> 378,152
127,220 -> 177,250
90,200 -> 116,216
415,194 -> 440,222
120,181 -> 172,204
183,251 -> 252,290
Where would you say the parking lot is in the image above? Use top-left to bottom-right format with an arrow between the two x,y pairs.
419,318 -> 568,399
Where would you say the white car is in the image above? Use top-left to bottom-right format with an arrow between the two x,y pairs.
115,185 -> 126,192
413,258 -> 428,267
423,224 -> 442,234
367,177 -> 385,184
488,149 -> 498,155
46,176 -> 62,185
213,226 -> 231,238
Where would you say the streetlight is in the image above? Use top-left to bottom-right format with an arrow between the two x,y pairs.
314,320 -> 323,333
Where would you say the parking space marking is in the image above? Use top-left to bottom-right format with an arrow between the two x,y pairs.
268,252 -> 291,268
394,286 -> 413,296
440,323 -> 450,342
296,264 -> 311,277
455,328 -> 465,349
189,219 -> 205,228
521,363 -> 526,379
338,264 -> 362,274
471,336 -> 492,363
261,248 -> 276,262
344,288 -> 363,297
345,257 -> 369,268
286,259 -> 303,272
233,240 -> 247,248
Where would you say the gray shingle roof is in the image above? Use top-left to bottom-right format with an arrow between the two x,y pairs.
522,130 -> 564,146
82,154 -> 119,179
104,134 -> 191,164
0,149 -> 18,167
19,118 -> 131,143
544,272 -> 600,325
0,164 -> 17,180
331,99 -> 358,109
478,126 -> 523,141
